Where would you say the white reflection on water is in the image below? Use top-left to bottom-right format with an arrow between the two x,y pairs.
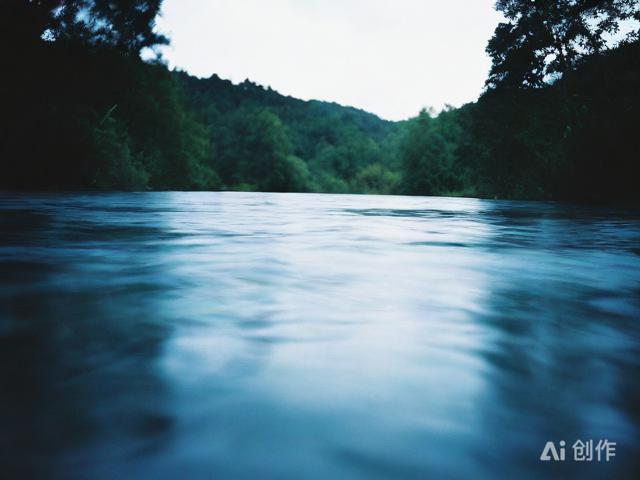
0,192 -> 639,479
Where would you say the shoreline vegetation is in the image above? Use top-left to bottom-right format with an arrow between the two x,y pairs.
1,1 -> 638,203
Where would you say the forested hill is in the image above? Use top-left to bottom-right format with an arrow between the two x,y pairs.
2,0 -> 639,202
175,72 -> 402,193
179,73 -> 393,142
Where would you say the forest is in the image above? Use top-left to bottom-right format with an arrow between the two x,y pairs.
1,0 -> 639,203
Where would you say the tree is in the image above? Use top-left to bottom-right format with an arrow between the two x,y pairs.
212,108 -> 312,192
486,0 -> 640,90
353,163 -> 400,194
3,0 -> 167,55
399,108 -> 469,196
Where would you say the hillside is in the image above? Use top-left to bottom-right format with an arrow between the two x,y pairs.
175,72 -> 403,193
2,0 -> 638,202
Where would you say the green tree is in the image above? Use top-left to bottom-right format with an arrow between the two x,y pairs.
400,108 -> 470,196
85,113 -> 148,189
213,108 -> 311,192
353,163 -> 400,194
486,0 -> 640,90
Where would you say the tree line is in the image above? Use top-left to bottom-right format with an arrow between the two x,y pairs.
1,0 -> 638,203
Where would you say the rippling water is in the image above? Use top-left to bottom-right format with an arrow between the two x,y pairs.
1,192 -> 639,479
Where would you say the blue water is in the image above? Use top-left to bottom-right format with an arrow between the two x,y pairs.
1,192 -> 639,479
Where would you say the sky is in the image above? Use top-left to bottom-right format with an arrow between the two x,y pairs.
155,0 -> 504,121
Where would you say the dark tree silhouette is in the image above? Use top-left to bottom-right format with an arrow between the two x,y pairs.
486,0 -> 640,90
3,0 -> 167,54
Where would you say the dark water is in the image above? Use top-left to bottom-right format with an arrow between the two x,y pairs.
1,192 -> 639,479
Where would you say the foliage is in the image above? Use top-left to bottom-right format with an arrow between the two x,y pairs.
1,0 -> 638,203
0,40 -> 218,190
177,73 -> 399,193
353,163 -> 400,195
4,0 -> 167,54
89,115 -> 149,190
212,107 -> 309,192
486,0 -> 640,90
400,108 -> 468,196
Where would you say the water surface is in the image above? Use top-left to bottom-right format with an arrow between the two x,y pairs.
1,192 -> 639,479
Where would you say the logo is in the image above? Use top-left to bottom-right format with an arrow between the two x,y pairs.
540,439 -> 616,462
540,440 -> 565,461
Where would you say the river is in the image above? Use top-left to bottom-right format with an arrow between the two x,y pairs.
1,192 -> 639,479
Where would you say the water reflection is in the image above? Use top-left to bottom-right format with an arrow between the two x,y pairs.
0,192 -> 638,479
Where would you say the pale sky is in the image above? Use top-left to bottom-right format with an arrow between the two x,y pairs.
155,0 -> 504,121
